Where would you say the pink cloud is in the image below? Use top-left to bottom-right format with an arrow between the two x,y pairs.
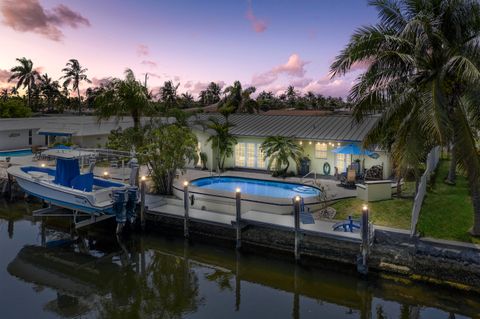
301,75 -> 353,98
245,0 -> 267,33
91,77 -> 111,87
0,69 -> 12,83
174,76 -> 181,82
141,60 -> 157,68
251,53 -> 309,87
0,0 -> 90,41
136,44 -> 149,57
290,78 -> 313,88
183,81 -> 225,95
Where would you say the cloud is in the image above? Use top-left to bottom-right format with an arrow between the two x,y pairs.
141,60 -> 157,68
0,69 -> 12,83
174,76 -> 181,82
137,44 -> 149,57
183,81 -> 226,95
301,75 -> 353,98
290,78 -> 313,89
251,53 -> 309,87
0,0 -> 90,41
245,0 -> 267,33
91,77 -> 111,87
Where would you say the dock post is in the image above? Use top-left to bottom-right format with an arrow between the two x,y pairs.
235,188 -> 242,249
140,176 -> 146,231
293,196 -> 301,261
183,181 -> 189,238
358,204 -> 370,274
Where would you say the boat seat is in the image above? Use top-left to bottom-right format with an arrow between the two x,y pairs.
29,171 -> 54,181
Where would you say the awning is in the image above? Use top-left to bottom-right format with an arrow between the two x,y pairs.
38,128 -> 76,136
332,144 -> 373,156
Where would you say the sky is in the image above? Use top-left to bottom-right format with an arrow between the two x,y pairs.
0,0 -> 378,98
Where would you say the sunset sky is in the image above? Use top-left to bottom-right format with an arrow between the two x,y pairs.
0,0 -> 377,97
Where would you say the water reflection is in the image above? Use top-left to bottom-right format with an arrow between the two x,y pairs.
1,201 -> 479,319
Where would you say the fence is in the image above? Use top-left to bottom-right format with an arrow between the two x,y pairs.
410,146 -> 441,237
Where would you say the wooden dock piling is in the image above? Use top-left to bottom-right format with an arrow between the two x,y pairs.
235,188 -> 242,249
183,181 -> 189,238
293,196 -> 301,261
140,178 -> 146,231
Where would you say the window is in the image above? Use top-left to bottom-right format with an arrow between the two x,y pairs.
235,142 -> 266,169
336,153 -> 346,173
28,129 -> 32,145
256,144 -> 266,169
235,143 -> 246,167
315,142 -> 327,159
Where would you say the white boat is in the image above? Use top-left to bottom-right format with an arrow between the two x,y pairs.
7,148 -> 136,215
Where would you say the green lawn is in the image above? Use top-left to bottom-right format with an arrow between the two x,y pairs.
417,160 -> 479,244
331,197 -> 412,229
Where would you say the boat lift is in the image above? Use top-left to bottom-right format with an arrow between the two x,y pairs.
32,205 -> 115,229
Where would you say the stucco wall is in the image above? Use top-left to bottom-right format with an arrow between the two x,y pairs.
0,129 -> 45,150
72,134 -> 109,148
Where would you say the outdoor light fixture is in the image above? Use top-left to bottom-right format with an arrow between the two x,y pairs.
40,163 -> 46,168
309,141 -> 312,145
140,175 -> 146,181
183,181 -> 189,187
235,187 -> 241,193
362,204 -> 368,212
337,143 -> 341,146
103,171 -> 109,177
299,141 -> 303,145
295,195 -> 301,202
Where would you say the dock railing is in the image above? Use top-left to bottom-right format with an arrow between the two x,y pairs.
410,146 -> 441,237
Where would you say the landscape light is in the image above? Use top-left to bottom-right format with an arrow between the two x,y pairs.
235,187 -> 241,193
299,141 -> 303,145
362,204 -> 368,212
103,171 -> 109,177
183,181 -> 189,187
295,195 -> 301,202
140,175 -> 146,181
40,163 -> 46,168
308,141 -> 312,145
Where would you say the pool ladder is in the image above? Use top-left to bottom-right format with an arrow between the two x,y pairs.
301,170 -> 317,185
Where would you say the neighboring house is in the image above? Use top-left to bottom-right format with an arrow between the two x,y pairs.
188,113 -> 392,179
0,116 -> 139,150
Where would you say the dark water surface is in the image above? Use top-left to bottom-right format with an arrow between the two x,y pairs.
1,200 -> 479,319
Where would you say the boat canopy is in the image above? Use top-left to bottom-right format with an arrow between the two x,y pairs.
54,158 -> 80,187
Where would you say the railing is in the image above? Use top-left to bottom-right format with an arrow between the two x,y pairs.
301,171 -> 317,184
410,146 -> 441,237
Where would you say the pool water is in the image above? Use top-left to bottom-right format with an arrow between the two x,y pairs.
190,176 -> 320,198
0,149 -> 32,157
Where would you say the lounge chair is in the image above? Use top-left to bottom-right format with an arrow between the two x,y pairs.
340,168 -> 356,188
332,215 -> 360,232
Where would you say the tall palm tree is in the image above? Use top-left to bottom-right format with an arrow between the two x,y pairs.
10,86 -> 18,96
38,73 -> 61,112
261,136 -> 304,177
8,57 -> 38,110
207,117 -> 237,171
330,0 -> 480,235
95,68 -> 152,132
61,59 -> 91,114
159,80 -> 180,110
0,89 -> 8,102
221,81 -> 258,114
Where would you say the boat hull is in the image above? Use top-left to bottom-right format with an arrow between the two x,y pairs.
15,170 -> 113,215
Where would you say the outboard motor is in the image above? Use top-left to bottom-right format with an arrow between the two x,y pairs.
112,189 -> 127,234
128,157 -> 139,186
125,186 -> 138,224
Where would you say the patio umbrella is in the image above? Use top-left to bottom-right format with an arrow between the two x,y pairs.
332,144 -> 373,174
332,144 -> 373,156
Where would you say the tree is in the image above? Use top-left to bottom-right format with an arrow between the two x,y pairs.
330,0 -> 480,235
95,69 -> 152,135
199,82 -> 222,106
61,59 -> 91,114
0,89 -> 8,102
221,81 -> 257,113
261,136 -> 303,177
178,92 -> 196,109
159,80 -> 180,110
140,124 -> 198,194
0,97 -> 31,118
257,91 -> 278,111
207,117 -> 237,171
285,86 -> 298,108
9,57 -> 38,111
38,73 -> 61,112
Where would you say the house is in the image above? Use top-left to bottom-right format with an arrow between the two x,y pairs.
188,113 -> 392,179
0,116 -> 137,150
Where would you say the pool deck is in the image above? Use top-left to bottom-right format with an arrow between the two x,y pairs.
145,194 -> 361,242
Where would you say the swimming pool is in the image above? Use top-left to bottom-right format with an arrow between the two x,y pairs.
190,176 -> 320,198
0,149 -> 32,157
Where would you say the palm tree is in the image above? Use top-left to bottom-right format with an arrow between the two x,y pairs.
221,81 -> 258,113
61,59 -> 91,114
261,136 -> 303,177
95,69 -> 152,133
199,82 -> 222,106
10,87 -> 18,96
159,80 -> 180,110
8,57 -> 38,110
285,86 -> 298,108
38,73 -> 61,112
330,0 -> 480,235
0,89 -> 8,102
206,117 -> 237,171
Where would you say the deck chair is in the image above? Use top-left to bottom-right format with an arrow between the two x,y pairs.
346,168 -> 356,188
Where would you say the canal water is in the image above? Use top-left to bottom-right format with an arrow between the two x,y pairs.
1,200 -> 479,319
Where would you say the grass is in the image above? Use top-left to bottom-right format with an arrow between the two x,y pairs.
331,197 -> 413,229
417,160 -> 480,244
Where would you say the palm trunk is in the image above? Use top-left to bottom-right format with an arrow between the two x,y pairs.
471,180 -> 480,236
283,161 -> 290,177
27,85 -> 31,110
77,87 -> 82,115
446,143 -> 456,184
